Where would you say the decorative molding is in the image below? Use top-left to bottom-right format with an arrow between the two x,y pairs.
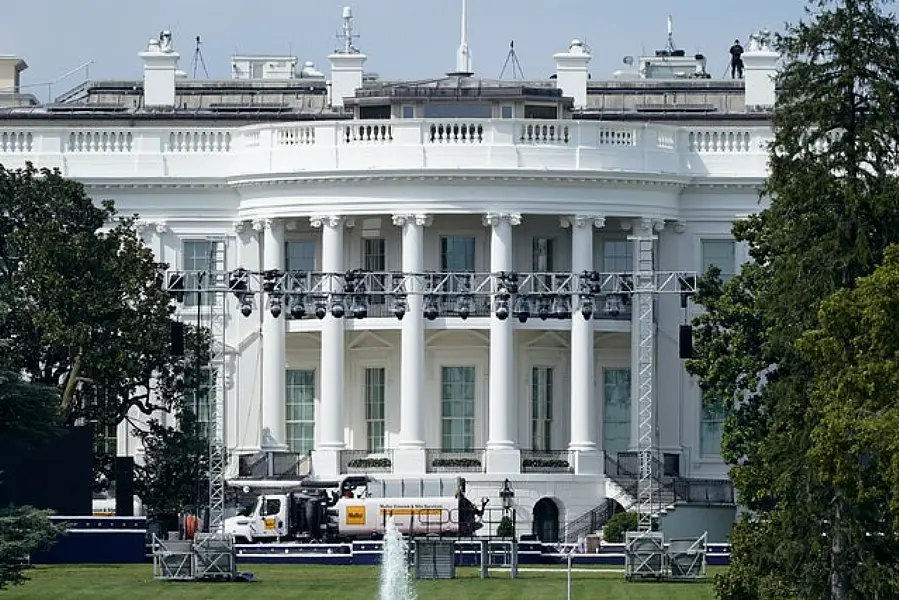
560,214 -> 605,229
284,220 -> 298,232
482,212 -> 522,227
652,219 -> 665,233
134,219 -> 150,235
232,220 -> 247,234
672,221 -> 687,234
393,214 -> 433,227
251,218 -> 266,233
309,215 -> 346,229
154,221 -> 168,234
391,214 -> 410,227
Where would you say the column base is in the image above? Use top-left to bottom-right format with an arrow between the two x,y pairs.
312,448 -> 341,478
392,448 -> 426,475
571,449 -> 604,476
260,428 -> 288,452
486,448 -> 521,475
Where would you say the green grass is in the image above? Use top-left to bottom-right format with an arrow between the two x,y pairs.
3,564 -> 720,599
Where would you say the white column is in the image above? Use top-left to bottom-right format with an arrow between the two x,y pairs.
484,212 -> 521,474
563,215 -> 604,474
311,215 -> 347,476
234,220 -> 262,452
392,214 -> 431,474
259,218 -> 286,449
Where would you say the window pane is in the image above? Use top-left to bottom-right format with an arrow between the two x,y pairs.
286,241 -> 316,272
603,369 -> 631,459
701,240 -> 736,278
532,238 -> 555,272
440,237 -> 475,271
531,367 -> 553,451
364,367 -> 386,453
603,240 -> 632,272
441,366 -> 475,452
286,369 -> 315,454
183,240 -> 220,306
700,401 -> 730,456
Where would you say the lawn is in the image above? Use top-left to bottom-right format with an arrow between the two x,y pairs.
3,564 -> 719,599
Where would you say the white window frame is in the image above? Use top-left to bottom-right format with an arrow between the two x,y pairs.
285,368 -> 317,455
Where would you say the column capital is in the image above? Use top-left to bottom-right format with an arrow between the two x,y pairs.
134,218 -> 150,236
392,214 -> 433,227
561,214 -> 605,229
672,220 -> 687,234
154,220 -> 168,234
252,217 -> 278,233
232,220 -> 248,234
482,212 -> 522,227
622,217 -> 664,234
310,215 -> 348,229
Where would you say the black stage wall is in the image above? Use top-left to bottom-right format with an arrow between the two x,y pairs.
0,425 -> 93,515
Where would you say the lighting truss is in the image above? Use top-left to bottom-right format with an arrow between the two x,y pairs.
162,266 -> 696,535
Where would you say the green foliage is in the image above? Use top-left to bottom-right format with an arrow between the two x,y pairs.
496,515 -> 515,538
0,371 -> 61,447
602,511 -> 638,543
0,505 -> 64,590
686,2 -> 899,598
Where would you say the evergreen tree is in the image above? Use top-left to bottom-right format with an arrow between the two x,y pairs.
686,1 -> 899,597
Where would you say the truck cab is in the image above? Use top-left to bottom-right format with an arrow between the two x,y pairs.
223,494 -> 289,542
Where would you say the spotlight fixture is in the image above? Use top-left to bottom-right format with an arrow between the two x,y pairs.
314,300 -> 327,320
423,296 -> 439,321
262,269 -> 282,293
580,296 -> 594,320
330,299 -> 346,319
553,294 -> 571,319
514,295 -> 531,323
392,296 -> 407,320
289,295 -> 306,319
494,297 -> 510,320
351,294 -> 368,319
240,299 -> 253,317
269,295 -> 283,318
537,297 -> 551,321
457,295 -> 472,320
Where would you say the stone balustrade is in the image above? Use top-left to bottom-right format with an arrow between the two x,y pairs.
0,119 -> 772,180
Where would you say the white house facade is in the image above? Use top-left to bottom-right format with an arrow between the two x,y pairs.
0,14 -> 779,541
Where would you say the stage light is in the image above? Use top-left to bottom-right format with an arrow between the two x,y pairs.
514,296 -> 531,323
392,297 -> 406,320
423,296 -> 439,321
553,295 -> 571,319
351,295 -> 368,319
537,297 -> 551,321
605,295 -> 622,317
457,295 -> 471,320
269,296 -> 282,318
495,298 -> 510,320
240,300 -> 253,318
330,299 -> 346,319
314,301 -> 327,320
262,269 -> 281,293
289,295 -> 306,319
580,297 -> 594,320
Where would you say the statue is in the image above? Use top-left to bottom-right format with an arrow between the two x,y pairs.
748,29 -> 773,52
158,30 -> 173,52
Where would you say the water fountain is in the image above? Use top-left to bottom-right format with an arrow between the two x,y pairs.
379,517 -> 417,600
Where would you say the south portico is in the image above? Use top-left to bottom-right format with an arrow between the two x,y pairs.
229,208 -> 688,479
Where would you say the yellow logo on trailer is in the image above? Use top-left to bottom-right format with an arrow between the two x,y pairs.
264,518 -> 276,530
346,505 -> 367,526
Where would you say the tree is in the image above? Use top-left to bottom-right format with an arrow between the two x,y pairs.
0,163 -> 190,475
0,372 -> 65,590
133,326 -> 212,527
0,505 -> 63,590
685,1 -> 899,598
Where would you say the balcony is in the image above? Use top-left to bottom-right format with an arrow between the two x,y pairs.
339,450 -> 394,474
521,450 -> 573,474
0,119 -> 771,181
425,449 -> 486,473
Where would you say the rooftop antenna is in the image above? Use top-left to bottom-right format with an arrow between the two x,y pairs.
191,36 -> 209,78
336,6 -> 360,53
665,14 -> 677,53
499,40 -> 524,79
449,0 -> 473,76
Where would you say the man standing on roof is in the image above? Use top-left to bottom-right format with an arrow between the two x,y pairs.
729,39 -> 745,79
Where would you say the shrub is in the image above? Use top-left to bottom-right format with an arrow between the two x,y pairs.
602,511 -> 639,543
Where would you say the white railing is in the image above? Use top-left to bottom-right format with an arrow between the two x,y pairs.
0,119 -> 772,180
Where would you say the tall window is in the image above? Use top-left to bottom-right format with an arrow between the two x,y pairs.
441,366 -> 475,452
700,401 -> 730,456
286,370 -> 315,455
185,367 -> 214,439
531,367 -> 553,451
701,239 -> 736,282
603,369 -> 631,460
532,238 -> 554,272
363,238 -> 386,305
364,367 -> 386,453
182,240 -> 220,306
441,236 -> 476,293
94,422 -> 118,460
603,240 -> 633,272
286,240 -> 316,272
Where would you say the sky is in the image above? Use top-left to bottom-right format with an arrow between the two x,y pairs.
2,0 -> 806,101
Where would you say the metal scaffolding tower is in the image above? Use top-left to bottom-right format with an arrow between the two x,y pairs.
206,237 -> 228,533
630,229 -> 658,533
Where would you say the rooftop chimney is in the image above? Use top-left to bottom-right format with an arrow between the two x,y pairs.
138,31 -> 180,109
743,30 -> 779,108
328,7 -> 366,109
0,55 -> 28,95
553,40 -> 591,108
